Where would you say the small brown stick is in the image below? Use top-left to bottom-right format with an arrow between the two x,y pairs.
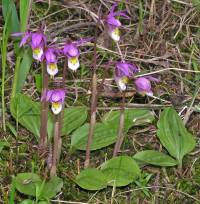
50,115 -> 60,177
113,91 -> 126,157
84,7 -> 101,168
39,61 -> 49,151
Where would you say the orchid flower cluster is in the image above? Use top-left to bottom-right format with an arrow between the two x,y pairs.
105,4 -> 157,95
16,30 -> 92,115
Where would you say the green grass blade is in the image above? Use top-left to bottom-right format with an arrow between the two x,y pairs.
20,0 -> 32,31
1,5 -> 12,131
2,0 -> 20,33
11,0 -> 33,97
11,48 -> 33,97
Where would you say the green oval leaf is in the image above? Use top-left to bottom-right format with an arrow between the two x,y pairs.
14,173 -> 42,196
101,156 -> 141,187
61,107 -> 88,136
71,109 -> 154,151
157,108 -> 196,165
71,123 -> 118,151
133,150 -> 178,166
10,94 -> 41,137
10,94 -> 87,139
20,199 -> 35,204
102,109 -> 155,130
76,168 -> 107,190
41,176 -> 63,199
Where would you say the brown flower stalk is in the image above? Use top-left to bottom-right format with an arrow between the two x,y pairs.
113,42 -> 126,157
50,58 -> 67,177
113,91 -> 125,156
84,9 -> 101,168
50,115 -> 60,177
39,61 -> 49,151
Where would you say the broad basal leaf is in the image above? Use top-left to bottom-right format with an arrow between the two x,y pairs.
41,177 -> 63,199
101,156 -> 141,187
61,107 -> 88,136
10,94 -> 87,140
14,173 -> 42,196
133,150 -> 178,167
157,107 -> 196,165
20,199 -> 35,204
102,109 -> 155,131
76,168 -> 107,190
71,109 -> 154,151
47,107 -> 88,138
71,123 -> 118,151
10,93 -> 41,137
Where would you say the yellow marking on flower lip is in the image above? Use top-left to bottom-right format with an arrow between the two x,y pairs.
113,28 -> 120,36
33,48 -> 41,55
49,63 -> 57,71
70,57 -> 78,65
52,102 -> 61,109
51,101 -> 62,114
121,76 -> 128,84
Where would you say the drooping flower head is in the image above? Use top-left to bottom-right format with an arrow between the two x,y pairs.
45,47 -> 60,78
14,31 -> 46,61
115,61 -> 139,91
106,3 -> 129,42
44,89 -> 66,115
134,76 -> 159,96
63,38 -> 92,71
63,43 -> 80,71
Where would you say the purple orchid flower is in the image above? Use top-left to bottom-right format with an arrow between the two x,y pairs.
115,61 -> 139,91
43,89 -> 66,115
106,3 -> 129,42
14,31 -> 46,61
45,47 -> 60,78
63,38 -> 92,71
134,76 -> 159,96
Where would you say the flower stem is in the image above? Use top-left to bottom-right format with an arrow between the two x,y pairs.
84,11 -> 101,168
113,91 -> 125,156
57,58 -> 67,162
50,115 -> 60,177
50,58 -> 67,176
39,61 -> 49,150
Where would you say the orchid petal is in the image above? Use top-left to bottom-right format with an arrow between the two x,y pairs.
73,37 -> 93,46
109,3 -> 118,15
135,77 -> 152,95
107,16 -> 121,27
31,33 -> 43,49
113,11 -> 130,19
45,48 -> 57,64
46,90 -> 53,101
20,33 -> 31,47
63,43 -> 80,58
145,76 -> 160,82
